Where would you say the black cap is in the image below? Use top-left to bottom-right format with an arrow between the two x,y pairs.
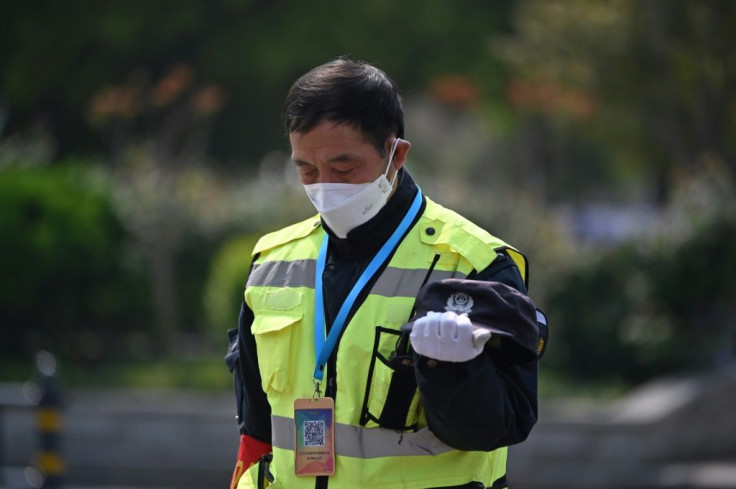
402,278 -> 541,364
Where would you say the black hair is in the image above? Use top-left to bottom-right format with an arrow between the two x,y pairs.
282,57 -> 404,155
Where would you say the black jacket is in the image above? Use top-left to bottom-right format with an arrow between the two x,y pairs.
226,170 -> 538,466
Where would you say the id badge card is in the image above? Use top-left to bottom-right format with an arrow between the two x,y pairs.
294,396 -> 335,476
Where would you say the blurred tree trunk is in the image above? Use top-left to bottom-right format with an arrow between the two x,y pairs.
519,116 -> 551,201
147,242 -> 178,351
92,65 -> 224,353
113,164 -> 185,355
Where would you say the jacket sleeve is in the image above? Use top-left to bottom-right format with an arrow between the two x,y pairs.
413,252 -> 539,451
225,298 -> 273,487
232,301 -> 273,442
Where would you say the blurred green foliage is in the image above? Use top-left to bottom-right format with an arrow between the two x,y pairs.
545,212 -> 736,385
0,164 -> 150,358
495,0 -> 736,203
0,0 -> 513,162
59,357 -> 233,391
203,233 -> 261,341
0,163 -> 232,363
1,0 -> 735,393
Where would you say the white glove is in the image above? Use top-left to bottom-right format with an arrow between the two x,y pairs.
409,311 -> 492,363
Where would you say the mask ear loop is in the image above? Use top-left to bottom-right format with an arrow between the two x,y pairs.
386,138 -> 402,187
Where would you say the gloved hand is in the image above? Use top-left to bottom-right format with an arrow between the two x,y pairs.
409,311 -> 492,363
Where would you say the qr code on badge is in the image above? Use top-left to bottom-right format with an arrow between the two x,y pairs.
303,420 -> 325,447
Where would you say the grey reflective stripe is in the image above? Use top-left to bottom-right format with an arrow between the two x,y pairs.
248,259 -> 316,288
372,268 -> 464,297
248,260 -> 465,297
271,415 -> 455,459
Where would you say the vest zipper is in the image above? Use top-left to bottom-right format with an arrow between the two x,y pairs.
314,197 -> 425,489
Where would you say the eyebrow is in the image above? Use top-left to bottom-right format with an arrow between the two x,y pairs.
327,153 -> 355,163
293,152 -> 360,166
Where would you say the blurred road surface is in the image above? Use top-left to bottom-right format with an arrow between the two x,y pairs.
2,367 -> 736,489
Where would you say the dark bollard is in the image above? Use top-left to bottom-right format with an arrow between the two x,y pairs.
33,351 -> 65,488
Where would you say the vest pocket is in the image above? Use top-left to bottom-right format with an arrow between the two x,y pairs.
251,312 -> 302,394
360,326 -> 422,431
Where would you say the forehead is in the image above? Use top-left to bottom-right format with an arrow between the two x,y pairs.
289,121 -> 376,157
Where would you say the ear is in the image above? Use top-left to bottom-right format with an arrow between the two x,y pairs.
391,138 -> 412,170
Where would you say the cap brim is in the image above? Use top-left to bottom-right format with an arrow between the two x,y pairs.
400,317 -> 513,339
401,315 -> 537,364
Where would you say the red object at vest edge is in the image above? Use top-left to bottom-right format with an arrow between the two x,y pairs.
230,434 -> 273,489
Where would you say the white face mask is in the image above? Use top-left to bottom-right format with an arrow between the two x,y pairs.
304,138 -> 401,238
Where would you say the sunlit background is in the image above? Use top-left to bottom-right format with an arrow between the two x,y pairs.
1,1 -> 735,488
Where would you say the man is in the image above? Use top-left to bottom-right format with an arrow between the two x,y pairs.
226,58 -> 546,489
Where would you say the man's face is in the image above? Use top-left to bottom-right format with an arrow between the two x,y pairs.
290,121 -> 406,186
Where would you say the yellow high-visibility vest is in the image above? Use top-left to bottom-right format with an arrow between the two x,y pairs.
239,196 -> 527,489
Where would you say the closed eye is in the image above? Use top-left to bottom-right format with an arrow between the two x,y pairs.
332,167 -> 354,177
294,161 -> 316,175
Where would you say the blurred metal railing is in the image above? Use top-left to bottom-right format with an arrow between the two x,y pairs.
0,351 -> 64,489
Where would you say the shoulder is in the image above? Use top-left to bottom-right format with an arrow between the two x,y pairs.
422,197 -> 528,285
252,215 -> 322,256
422,197 -> 514,251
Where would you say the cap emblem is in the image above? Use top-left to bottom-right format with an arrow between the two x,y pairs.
445,292 -> 474,314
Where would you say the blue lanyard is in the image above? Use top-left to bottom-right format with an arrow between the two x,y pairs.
313,188 -> 424,382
